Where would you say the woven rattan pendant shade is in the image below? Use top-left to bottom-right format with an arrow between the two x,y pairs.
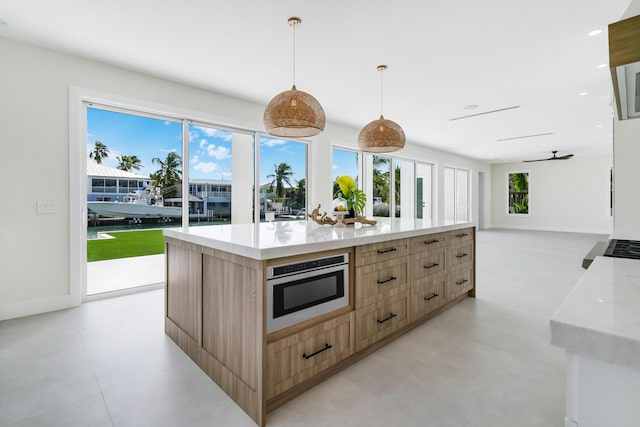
358,115 -> 406,152
263,17 -> 326,138
358,65 -> 405,153
264,85 -> 326,138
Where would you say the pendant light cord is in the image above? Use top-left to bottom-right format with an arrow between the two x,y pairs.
380,68 -> 384,117
292,21 -> 296,86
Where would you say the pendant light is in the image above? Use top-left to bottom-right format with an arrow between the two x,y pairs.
358,65 -> 406,152
263,17 -> 326,138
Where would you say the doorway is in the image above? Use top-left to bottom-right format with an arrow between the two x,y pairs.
85,104 -> 183,297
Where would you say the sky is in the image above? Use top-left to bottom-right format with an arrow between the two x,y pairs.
86,107 -> 314,186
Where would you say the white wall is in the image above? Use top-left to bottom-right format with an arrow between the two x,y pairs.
0,36 -> 491,320
491,156 -> 613,234
613,117 -> 640,238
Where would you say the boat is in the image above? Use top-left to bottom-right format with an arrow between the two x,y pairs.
88,189 -> 181,218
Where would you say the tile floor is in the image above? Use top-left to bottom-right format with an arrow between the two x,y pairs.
0,229 -> 606,426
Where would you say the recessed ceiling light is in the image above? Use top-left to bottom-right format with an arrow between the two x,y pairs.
579,91 -> 590,96
597,63 -> 608,69
596,124 -> 603,128
463,104 -> 478,110
588,29 -> 602,37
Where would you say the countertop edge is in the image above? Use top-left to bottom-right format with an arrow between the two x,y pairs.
550,256 -> 640,372
164,221 -> 475,260
550,318 -> 640,372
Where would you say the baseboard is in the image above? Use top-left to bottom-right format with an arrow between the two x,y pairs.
0,294 -> 77,321
490,224 -> 612,235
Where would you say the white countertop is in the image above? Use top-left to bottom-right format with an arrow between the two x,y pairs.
550,256 -> 640,371
164,218 -> 474,260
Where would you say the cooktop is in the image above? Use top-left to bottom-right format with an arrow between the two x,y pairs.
604,239 -> 640,260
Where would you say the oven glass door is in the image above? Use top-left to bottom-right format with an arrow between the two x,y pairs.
272,266 -> 345,319
269,265 -> 348,319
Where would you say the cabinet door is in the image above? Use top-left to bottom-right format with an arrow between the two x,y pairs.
411,273 -> 446,321
446,242 -> 474,269
411,247 -> 446,280
355,292 -> 408,351
166,243 -> 202,342
266,311 -> 354,400
355,257 -> 408,308
446,265 -> 474,301
355,238 -> 408,267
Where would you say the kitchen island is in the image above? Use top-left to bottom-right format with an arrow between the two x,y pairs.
164,218 -> 476,426
550,256 -> 640,427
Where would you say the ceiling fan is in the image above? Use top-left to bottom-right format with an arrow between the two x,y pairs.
523,150 -> 574,162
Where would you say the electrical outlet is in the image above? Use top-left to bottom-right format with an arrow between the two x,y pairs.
36,201 -> 58,214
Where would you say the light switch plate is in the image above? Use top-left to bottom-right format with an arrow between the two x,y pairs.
36,201 -> 58,214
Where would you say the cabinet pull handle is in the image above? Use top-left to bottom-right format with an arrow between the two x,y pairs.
377,247 -> 397,254
456,233 -> 469,238
424,239 -> 439,245
455,279 -> 468,286
377,313 -> 397,324
377,276 -> 397,284
302,343 -> 332,360
424,293 -> 439,301
456,253 -> 468,259
424,262 -> 439,269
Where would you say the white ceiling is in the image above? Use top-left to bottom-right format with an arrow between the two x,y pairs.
0,0 -> 632,163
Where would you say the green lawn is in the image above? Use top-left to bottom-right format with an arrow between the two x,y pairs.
87,230 -> 165,262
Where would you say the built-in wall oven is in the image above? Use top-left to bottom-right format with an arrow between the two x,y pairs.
267,253 -> 349,333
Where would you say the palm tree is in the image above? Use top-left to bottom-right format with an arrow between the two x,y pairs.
89,141 -> 109,164
372,155 -> 391,203
116,155 -> 142,172
293,178 -> 306,209
152,151 -> 182,187
267,162 -> 294,199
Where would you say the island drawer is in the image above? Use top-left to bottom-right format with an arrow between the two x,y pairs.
447,228 -> 474,245
355,257 -> 408,308
266,311 -> 354,400
411,247 -> 446,280
410,273 -> 446,321
355,291 -> 408,351
446,242 -> 474,269
355,238 -> 408,267
410,232 -> 447,253
446,265 -> 474,301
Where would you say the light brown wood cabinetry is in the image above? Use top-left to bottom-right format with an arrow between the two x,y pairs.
410,273 -> 446,321
265,311 -> 354,400
355,291 -> 409,351
165,226 -> 475,427
355,238 -> 408,267
410,232 -> 447,251
355,256 -> 408,308
166,242 -> 202,343
411,247 -> 446,279
447,264 -> 474,301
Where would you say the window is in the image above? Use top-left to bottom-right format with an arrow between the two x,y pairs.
332,147 -> 360,195
372,155 -> 391,217
259,136 -> 307,221
188,123 -> 233,223
415,162 -> 432,221
91,178 -> 104,193
507,171 -> 529,215
444,166 -> 470,224
105,179 -> 117,194
394,159 -> 415,218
